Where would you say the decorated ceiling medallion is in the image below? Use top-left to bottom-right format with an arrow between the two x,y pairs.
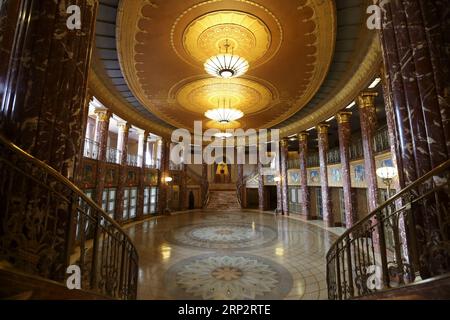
181,11 -> 273,67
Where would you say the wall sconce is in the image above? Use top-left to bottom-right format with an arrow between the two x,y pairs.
376,166 -> 397,198
164,176 -> 173,183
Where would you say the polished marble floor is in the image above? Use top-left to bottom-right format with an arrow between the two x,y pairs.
124,210 -> 339,300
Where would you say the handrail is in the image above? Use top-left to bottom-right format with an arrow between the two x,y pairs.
326,159 -> 450,300
0,134 -> 139,299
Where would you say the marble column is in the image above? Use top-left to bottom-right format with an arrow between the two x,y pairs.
0,1 -> 98,278
237,164 -> 245,208
137,131 -> 149,220
379,0 -> 450,186
0,0 -> 98,176
357,92 -> 379,212
158,139 -> 170,214
94,109 -> 111,206
180,163 -> 188,211
115,122 -> 130,222
280,138 -> 289,215
258,161 -> 265,211
379,0 -> 450,278
337,112 -> 356,228
298,133 -> 311,219
201,162 -> 209,209
317,124 -> 333,227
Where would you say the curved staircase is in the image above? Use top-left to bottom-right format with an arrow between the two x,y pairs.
0,134 -> 139,300
326,159 -> 450,300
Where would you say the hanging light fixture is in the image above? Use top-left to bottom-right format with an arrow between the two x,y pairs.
205,98 -> 244,123
204,39 -> 249,79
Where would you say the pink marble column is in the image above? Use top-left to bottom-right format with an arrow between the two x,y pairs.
357,92 -> 379,212
380,0 -> 450,186
158,140 -> 170,214
137,131 -> 149,220
258,161 -> 265,211
317,124 -> 333,227
94,109 -> 111,206
0,0 -> 98,176
115,122 -> 130,221
379,0 -> 450,278
337,112 -> 356,227
280,138 -> 289,215
298,133 -> 311,219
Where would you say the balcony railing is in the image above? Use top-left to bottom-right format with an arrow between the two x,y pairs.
127,154 -> 141,167
0,134 -> 139,299
326,159 -> 450,300
106,147 -> 121,164
83,138 -> 99,160
145,159 -> 160,170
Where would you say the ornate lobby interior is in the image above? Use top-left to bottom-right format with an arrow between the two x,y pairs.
0,0 -> 449,301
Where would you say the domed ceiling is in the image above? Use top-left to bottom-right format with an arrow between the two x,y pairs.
90,0 -> 381,138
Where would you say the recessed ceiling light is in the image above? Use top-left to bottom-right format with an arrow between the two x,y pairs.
368,77 -> 381,89
346,101 -> 356,109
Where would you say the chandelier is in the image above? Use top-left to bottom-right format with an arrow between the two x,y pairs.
205,98 -> 244,123
204,40 -> 249,79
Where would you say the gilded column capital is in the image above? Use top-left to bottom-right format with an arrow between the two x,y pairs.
298,132 -> 309,142
336,112 -> 352,124
357,91 -> 378,109
117,122 -> 131,133
280,138 -> 289,147
94,109 -> 111,122
316,123 -> 330,134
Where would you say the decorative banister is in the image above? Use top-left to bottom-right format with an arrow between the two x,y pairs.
326,159 -> 450,300
0,134 -> 139,300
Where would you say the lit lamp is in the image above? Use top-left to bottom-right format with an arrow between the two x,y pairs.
164,176 -> 173,213
376,166 -> 397,198
273,176 -> 281,183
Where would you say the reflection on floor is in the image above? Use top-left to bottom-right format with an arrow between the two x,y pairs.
124,210 -> 339,300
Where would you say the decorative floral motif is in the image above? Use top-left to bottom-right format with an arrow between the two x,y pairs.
166,223 -> 278,250
174,255 -> 286,300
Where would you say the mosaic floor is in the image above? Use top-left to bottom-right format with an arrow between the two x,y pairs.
125,210 -> 339,300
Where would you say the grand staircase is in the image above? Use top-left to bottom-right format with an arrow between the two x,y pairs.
0,134 -> 139,300
326,159 -> 450,300
206,184 -> 241,211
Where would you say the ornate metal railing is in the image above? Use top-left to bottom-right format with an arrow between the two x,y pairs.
0,134 -> 139,299
326,159 -> 450,300
126,154 -> 140,167
83,138 -> 100,160
106,147 -> 121,164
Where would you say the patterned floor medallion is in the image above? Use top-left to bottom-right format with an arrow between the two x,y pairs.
166,254 -> 293,300
165,223 -> 278,250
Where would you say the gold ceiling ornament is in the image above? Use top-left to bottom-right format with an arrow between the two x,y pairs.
176,9 -> 278,69
115,0 -> 337,132
204,39 -> 249,79
174,77 -> 274,115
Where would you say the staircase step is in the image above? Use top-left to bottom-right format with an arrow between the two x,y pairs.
206,190 -> 241,211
